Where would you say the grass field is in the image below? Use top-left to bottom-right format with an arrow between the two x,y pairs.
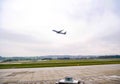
0,59 -> 120,69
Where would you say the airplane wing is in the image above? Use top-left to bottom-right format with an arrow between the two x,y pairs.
59,29 -> 64,32
52,29 -> 63,33
52,29 -> 66,35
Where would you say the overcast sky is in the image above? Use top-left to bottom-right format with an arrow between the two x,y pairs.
0,0 -> 120,56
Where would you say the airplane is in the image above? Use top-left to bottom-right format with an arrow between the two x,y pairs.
52,29 -> 67,35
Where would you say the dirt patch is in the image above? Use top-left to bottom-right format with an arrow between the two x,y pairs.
6,71 -> 34,77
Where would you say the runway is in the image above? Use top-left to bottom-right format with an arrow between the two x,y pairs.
0,64 -> 120,84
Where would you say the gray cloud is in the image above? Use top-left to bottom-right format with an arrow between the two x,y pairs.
0,28 -> 47,44
0,0 -> 120,56
0,28 -> 53,56
98,30 -> 120,45
66,0 -> 120,22
112,0 -> 120,15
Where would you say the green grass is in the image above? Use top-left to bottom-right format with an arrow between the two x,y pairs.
0,59 -> 120,69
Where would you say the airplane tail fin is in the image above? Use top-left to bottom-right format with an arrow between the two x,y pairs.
63,32 -> 67,35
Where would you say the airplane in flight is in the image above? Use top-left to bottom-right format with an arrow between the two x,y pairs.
52,29 -> 67,35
